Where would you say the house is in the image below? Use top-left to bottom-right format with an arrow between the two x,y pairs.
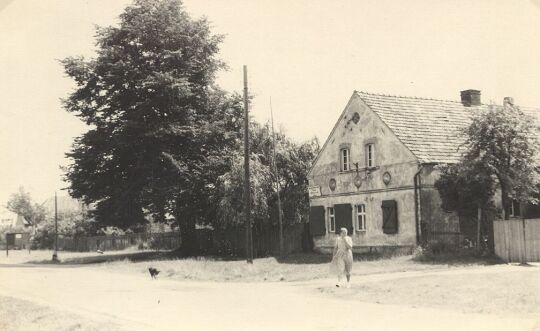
0,208 -> 31,229
308,90 -> 540,254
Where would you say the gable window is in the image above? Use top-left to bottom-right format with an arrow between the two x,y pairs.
354,204 -> 367,231
327,207 -> 336,233
509,200 -> 521,217
366,144 -> 375,168
340,148 -> 350,171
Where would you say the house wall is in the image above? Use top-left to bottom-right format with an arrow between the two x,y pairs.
309,94 -> 420,252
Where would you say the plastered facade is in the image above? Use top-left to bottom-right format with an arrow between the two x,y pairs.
308,94 -> 422,252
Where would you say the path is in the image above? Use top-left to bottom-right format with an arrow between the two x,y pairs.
0,264 -> 538,331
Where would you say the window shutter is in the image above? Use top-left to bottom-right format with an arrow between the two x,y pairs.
382,200 -> 398,234
334,204 -> 353,235
309,206 -> 326,236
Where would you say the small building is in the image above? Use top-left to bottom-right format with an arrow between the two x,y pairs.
308,90 -> 540,253
5,232 -> 31,250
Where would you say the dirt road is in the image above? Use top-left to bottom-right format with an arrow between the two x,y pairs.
0,264 -> 538,331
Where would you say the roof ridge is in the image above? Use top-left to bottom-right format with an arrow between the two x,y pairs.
355,90 -> 463,104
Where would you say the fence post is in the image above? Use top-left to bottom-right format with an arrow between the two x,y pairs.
521,217 -> 528,265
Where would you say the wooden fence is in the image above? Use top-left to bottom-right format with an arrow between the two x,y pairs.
494,218 -> 540,262
54,224 -> 308,256
58,232 -> 181,252
211,223 -> 308,257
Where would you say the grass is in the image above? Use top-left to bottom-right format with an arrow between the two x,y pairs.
97,252 -> 500,283
2,248 -> 506,283
0,248 -> 167,265
0,295 -> 123,331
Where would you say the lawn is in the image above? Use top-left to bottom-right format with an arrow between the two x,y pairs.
96,251 -> 502,283
2,248 -> 505,283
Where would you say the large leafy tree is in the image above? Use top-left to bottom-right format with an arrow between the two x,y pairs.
463,103 -> 540,220
217,122 -> 319,229
62,0 -> 242,252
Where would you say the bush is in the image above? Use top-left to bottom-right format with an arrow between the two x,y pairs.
412,241 -> 500,264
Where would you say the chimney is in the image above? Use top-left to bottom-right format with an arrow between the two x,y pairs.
460,89 -> 481,107
503,97 -> 514,108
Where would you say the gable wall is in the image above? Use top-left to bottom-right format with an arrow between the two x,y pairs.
308,95 -> 421,251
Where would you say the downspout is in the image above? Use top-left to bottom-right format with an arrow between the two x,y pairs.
413,164 -> 425,245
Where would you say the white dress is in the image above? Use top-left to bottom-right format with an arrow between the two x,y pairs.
330,236 -> 353,275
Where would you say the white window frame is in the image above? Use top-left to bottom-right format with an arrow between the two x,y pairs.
509,200 -> 520,217
355,204 -> 367,231
327,207 -> 336,233
366,144 -> 375,168
340,148 -> 350,171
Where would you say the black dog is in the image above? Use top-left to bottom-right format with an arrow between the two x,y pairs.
148,267 -> 160,279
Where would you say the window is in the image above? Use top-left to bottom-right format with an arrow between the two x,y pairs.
340,148 -> 350,171
355,204 -> 366,231
327,207 -> 336,233
366,144 -> 375,168
509,200 -> 521,217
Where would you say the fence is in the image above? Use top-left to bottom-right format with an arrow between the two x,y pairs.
494,218 -> 540,262
58,232 -> 181,252
52,223 -> 308,256
211,223 -> 308,257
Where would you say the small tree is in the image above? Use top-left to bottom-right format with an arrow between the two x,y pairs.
435,162 -> 495,248
5,187 -> 47,227
463,104 -> 540,219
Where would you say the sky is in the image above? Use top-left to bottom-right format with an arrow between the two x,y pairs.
1,0 -> 540,206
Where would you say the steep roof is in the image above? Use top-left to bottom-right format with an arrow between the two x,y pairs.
356,91 -> 540,164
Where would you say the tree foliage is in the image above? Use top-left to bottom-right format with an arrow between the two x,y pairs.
435,163 -> 495,217
217,122 -> 320,228
5,187 -> 47,226
62,0 -> 320,256
62,0 -> 242,236
436,103 -> 539,220
462,104 -> 540,219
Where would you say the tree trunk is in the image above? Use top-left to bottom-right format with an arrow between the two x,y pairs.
476,206 -> 482,251
180,218 -> 198,256
501,185 -> 509,220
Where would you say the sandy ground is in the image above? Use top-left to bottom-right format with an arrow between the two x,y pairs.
0,263 -> 538,331
0,295 -> 123,331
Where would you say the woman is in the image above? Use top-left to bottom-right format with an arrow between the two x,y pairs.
330,228 -> 353,288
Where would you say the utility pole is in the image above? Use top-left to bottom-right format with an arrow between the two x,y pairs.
270,97 -> 284,256
243,65 -> 253,263
52,192 -> 59,262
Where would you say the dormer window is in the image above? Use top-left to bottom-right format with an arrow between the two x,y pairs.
366,143 -> 375,168
340,148 -> 350,171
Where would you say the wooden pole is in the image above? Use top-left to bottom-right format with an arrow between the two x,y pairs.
521,209 -> 528,265
52,192 -> 59,261
270,97 -> 284,256
243,66 -> 253,264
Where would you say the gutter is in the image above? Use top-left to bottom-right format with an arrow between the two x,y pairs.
413,164 -> 424,245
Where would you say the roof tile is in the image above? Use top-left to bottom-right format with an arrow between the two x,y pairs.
356,91 -> 540,164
